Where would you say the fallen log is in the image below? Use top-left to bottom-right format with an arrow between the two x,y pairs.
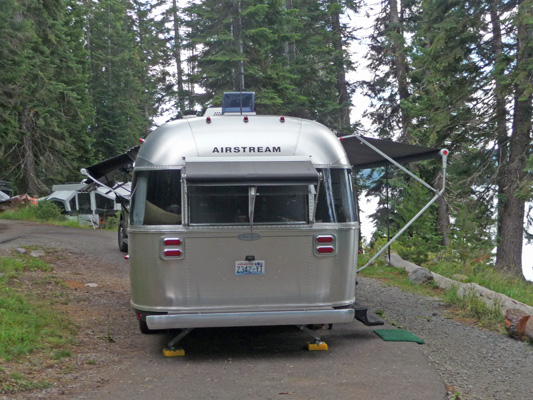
525,317 -> 533,342
505,308 -> 530,341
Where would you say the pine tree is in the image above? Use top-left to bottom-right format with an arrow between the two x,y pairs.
0,0 -> 92,194
494,0 -> 533,276
85,0 -> 156,160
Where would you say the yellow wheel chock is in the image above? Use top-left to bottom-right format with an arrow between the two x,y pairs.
163,328 -> 193,357
307,341 -> 329,351
163,347 -> 185,357
299,325 -> 329,351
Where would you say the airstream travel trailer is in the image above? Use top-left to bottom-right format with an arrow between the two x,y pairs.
82,92 -> 447,355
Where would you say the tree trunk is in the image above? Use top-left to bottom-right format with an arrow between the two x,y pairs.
330,0 -> 351,130
505,308 -> 530,341
389,0 -> 411,142
495,0 -> 532,277
172,0 -> 185,114
282,0 -> 295,64
21,106 -> 39,196
490,0 -> 510,250
234,0 -> 245,91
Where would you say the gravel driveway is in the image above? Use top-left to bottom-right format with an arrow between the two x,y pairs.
1,220 -> 532,399
356,277 -> 533,400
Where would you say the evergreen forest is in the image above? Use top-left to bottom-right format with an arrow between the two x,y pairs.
0,0 -> 532,279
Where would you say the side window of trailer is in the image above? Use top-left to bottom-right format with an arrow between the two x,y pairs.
315,169 -> 356,223
131,170 -> 182,226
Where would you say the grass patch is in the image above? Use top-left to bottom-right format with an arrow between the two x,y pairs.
359,262 -> 442,298
0,254 -> 77,363
429,259 -> 533,307
0,252 -> 77,394
0,202 -> 120,231
52,350 -> 72,360
0,368 -> 51,394
444,286 -> 505,331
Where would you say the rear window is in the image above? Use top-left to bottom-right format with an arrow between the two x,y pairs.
130,168 -> 356,226
131,170 -> 182,226
188,185 -> 308,225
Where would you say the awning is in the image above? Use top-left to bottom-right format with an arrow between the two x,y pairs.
83,146 -> 139,183
185,157 -> 319,185
340,135 -> 441,169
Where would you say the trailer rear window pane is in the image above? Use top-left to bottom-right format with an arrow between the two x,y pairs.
131,170 -> 182,226
189,186 -> 249,224
188,185 -> 308,225
254,186 -> 308,223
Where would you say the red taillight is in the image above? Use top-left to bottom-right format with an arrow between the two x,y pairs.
136,312 -> 142,320
316,235 -> 334,243
161,237 -> 184,259
164,238 -> 182,246
164,249 -> 182,257
314,234 -> 336,256
316,246 -> 334,254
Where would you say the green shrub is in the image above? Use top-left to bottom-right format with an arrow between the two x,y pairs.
33,201 -> 66,221
0,201 -> 66,222
0,255 -> 76,362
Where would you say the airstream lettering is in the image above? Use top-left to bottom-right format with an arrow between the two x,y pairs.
212,146 -> 281,153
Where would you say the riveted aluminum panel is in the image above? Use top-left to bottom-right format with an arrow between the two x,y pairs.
135,116 -> 350,169
129,225 -> 358,314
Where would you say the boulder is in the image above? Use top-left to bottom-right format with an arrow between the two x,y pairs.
408,267 -> 434,285
30,249 -> 45,258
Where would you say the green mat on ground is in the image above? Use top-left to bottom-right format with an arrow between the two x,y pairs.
374,329 -> 425,344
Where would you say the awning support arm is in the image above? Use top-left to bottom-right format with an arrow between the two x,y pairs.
356,148 -> 449,273
80,168 -> 128,197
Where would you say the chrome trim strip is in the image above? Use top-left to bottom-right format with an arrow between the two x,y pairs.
146,309 -> 354,329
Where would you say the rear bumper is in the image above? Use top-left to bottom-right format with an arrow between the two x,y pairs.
146,308 -> 354,329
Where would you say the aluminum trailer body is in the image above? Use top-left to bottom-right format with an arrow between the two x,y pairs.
129,114 -> 360,331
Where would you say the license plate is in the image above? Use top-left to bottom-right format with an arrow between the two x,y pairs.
235,260 -> 265,276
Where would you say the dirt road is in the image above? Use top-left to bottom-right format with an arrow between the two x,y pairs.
0,220 -> 447,400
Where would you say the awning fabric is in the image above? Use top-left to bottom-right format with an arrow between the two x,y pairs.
185,159 -> 319,185
83,146 -> 139,184
340,135 -> 441,169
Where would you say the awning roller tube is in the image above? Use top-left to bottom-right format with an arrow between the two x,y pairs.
184,156 -> 320,185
